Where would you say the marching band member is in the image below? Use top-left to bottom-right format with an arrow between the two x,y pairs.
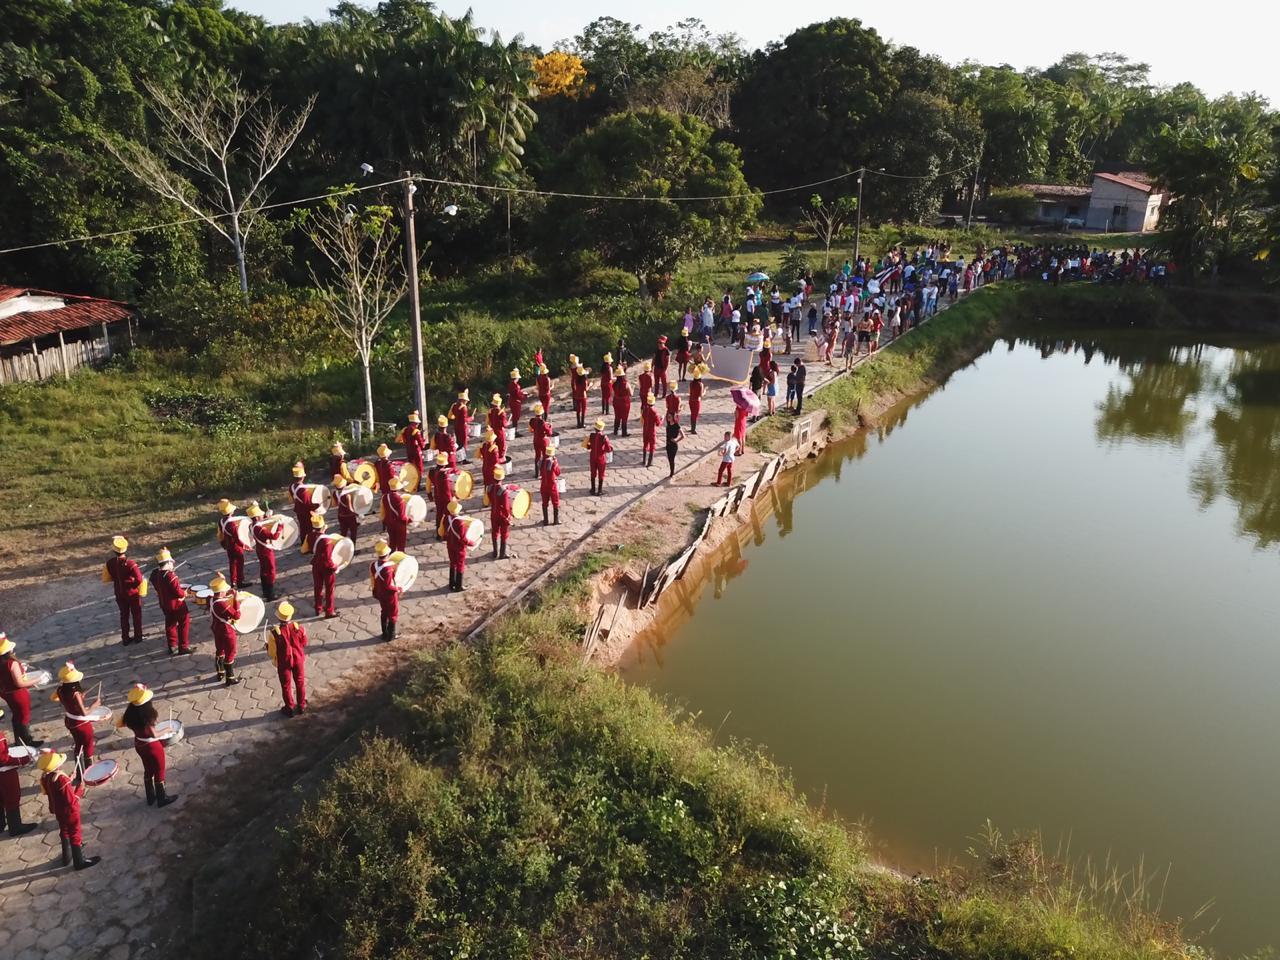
444,500 -> 469,593
507,367 -> 526,436
540,439 -> 562,525
103,535 -> 144,645
381,474 -> 411,552
247,502 -> 282,602
369,541 -> 402,642
36,748 -> 99,869
310,514 -> 341,619
529,402 -> 553,481
487,394 -> 509,461
586,418 -> 613,496
0,726 -> 36,836
654,334 -> 671,396
664,380 -> 681,420
479,428 -> 501,489
403,410 -> 428,482
208,573 -> 242,686
638,359 -> 654,402
0,634 -> 42,745
428,452 -> 455,540
450,388 -> 474,462
333,476 -> 361,546
119,683 -> 177,808
429,414 -> 457,469
611,365 -> 632,437
688,367 -> 705,434
676,329 -> 691,382
268,602 -> 308,714
570,363 -> 590,429
52,662 -> 99,779
330,441 -> 352,482
373,442 -> 395,492
487,465 -> 515,559
149,547 -> 192,654
290,463 -> 319,554
641,392 -> 659,467
217,499 -> 251,589
536,362 -> 552,415
599,352 -> 614,413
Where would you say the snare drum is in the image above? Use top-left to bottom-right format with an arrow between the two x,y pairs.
154,719 -> 185,745
604,452 -> 613,464
26,669 -> 53,689
193,587 -> 213,607
7,744 -> 40,761
82,758 -> 119,787
468,422 -> 483,439
504,427 -> 515,441
556,478 -> 567,494
85,705 -> 113,725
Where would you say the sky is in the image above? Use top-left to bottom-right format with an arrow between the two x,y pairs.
234,0 -> 1278,104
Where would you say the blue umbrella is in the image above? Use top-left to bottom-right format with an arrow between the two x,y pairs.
746,271 -> 770,283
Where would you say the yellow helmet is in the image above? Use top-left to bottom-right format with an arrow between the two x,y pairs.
602,352 -> 613,364
667,380 -> 677,390
408,410 -> 421,423
209,572 -> 230,593
532,402 -> 544,416
155,547 -> 174,564
310,513 -> 326,529
692,368 -> 703,379
493,465 -> 507,481
576,365 -> 586,375
568,353 -> 578,364
509,367 -> 521,379
594,418 -> 605,430
292,462 -> 306,478
35,749 -> 68,773
0,634 -> 14,657
446,499 -> 462,515
387,475 -> 405,491
644,392 -> 655,405
457,388 -> 470,401
331,442 -> 345,455
333,475 -> 347,488
377,443 -> 391,458
485,428 -> 497,442
218,498 -> 235,516
642,359 -> 652,371
374,540 -> 391,557
435,451 -> 449,466
126,682 -> 154,706
245,501 -> 264,519
276,600 -> 295,622
491,393 -> 503,406
111,535 -> 129,554
436,414 -> 448,428
58,661 -> 84,684
613,365 -> 624,377
538,363 -> 548,374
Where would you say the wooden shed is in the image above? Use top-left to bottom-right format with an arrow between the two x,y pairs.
0,286 -> 134,384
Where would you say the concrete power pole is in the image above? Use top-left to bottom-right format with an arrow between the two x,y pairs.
403,173 -> 427,419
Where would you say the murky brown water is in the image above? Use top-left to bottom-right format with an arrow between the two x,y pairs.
621,332 -> 1280,956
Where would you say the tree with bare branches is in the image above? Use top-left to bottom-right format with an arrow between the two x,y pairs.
300,193 -> 411,432
103,73 -> 314,300
801,193 -> 858,269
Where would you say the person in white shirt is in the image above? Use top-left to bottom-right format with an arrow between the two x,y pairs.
716,432 -> 739,486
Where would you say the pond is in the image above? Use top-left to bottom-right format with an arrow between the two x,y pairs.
621,331 -> 1280,956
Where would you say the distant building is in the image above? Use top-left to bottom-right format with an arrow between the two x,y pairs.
1017,183 -> 1092,227
0,285 -> 134,384
1085,172 -> 1164,233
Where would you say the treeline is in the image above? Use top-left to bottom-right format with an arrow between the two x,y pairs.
2,1 -> 1277,304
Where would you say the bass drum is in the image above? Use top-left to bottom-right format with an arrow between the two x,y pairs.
405,494 -> 428,525
352,460 -> 379,490
233,592 -> 265,634
272,515 -> 300,551
332,537 -> 356,572
398,461 -> 420,493
510,487 -> 531,519
454,470 -> 474,500
306,484 -> 331,509
392,555 -> 419,591
462,517 -> 484,547
231,516 -> 254,549
349,485 -> 375,516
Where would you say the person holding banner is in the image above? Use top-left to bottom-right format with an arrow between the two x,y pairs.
209,574 -> 242,685
268,602 -> 309,714
119,683 -> 177,808
150,547 -> 192,654
52,662 -> 98,780
333,476 -> 361,545
0,729 -> 36,836
487,465 -> 515,559
540,440 -> 562,525
369,542 -> 402,642
310,514 -> 340,619
382,474 -> 411,552
247,503 -> 282,602
104,536 -> 144,645
36,748 -> 99,869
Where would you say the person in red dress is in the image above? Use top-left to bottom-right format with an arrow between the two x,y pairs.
333,476 -> 361,545
611,366 -> 632,437
310,514 -> 341,618
402,410 -> 428,482
0,634 -> 42,745
449,389 -> 474,462
119,682 -> 178,807
540,440 -> 562,525
444,500 -> 471,593
103,535 -> 144,645
37,748 -> 100,869
640,392 -> 659,467
487,465 -> 516,559
507,368 -> 526,435
688,366 -> 705,434
599,352 -> 614,414
247,503 -> 283,602
52,661 -> 99,780
208,573 -> 242,685
0,728 -> 36,836
653,334 -> 671,397
479,428 -> 501,489
149,546 -> 192,654
429,414 -> 457,469
570,363 -> 590,428
382,473 -> 411,552
369,541 -> 403,642
217,499 -> 251,589
529,402 -> 553,480
487,394 -> 509,460
268,602 -> 309,714
536,363 -> 552,415
586,419 -> 613,496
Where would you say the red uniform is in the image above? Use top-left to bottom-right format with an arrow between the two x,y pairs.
480,439 -> 501,488
638,370 -> 654,400
507,378 -> 526,433
312,533 -> 341,616
641,402 -> 659,457
404,422 -> 428,477
664,392 -> 680,419
449,400 -> 473,456
291,479 -> 319,552
106,553 -> 143,644
688,379 -> 704,432
41,769 -> 84,846
588,432 -> 613,489
612,377 -> 632,435
149,567 -> 190,653
382,490 -> 410,552
56,684 -> 95,763
271,621 -> 308,711
488,482 -> 513,551
653,343 -> 670,395
487,407 -> 509,459
430,428 -> 457,468
370,557 -> 402,639
570,370 -> 589,425
251,517 -> 283,600
536,371 -> 552,414
373,456 -> 395,493
210,594 -> 241,669
429,467 -> 455,535
218,514 -> 248,588
540,456 -> 561,508
530,413 -> 553,476
0,658 -> 32,733
0,734 -> 31,813
329,453 -> 349,482
335,487 -> 360,541
446,515 -> 470,575
130,718 -> 167,782
600,366 -> 613,413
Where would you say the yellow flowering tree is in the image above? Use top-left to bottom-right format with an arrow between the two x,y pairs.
533,51 -> 587,99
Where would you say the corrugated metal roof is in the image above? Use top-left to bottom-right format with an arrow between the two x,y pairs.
1093,172 -> 1155,194
1017,183 -> 1092,199
0,286 -> 133,346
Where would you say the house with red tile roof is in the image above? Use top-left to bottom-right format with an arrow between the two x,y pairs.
1085,171 -> 1165,233
0,286 -> 135,383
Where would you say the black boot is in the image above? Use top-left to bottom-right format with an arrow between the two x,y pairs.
554,506 -> 561,525
6,807 -> 34,836
155,780 -> 177,808
456,571 -> 465,593
72,843 -> 100,870
388,620 -> 397,641
448,570 -> 458,592
224,660 -> 241,686
215,654 -> 225,683
542,504 -> 549,526
61,837 -> 71,866
498,541 -> 508,559
263,582 -> 275,602
491,540 -> 499,559
144,776 -> 156,806
14,724 -> 43,748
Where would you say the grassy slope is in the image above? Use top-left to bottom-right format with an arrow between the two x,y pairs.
203,293 -> 1203,960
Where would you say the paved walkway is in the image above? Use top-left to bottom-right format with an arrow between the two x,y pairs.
0,301 -> 959,959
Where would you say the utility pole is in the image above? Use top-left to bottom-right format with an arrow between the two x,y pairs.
966,143 -> 983,230
402,172 -> 427,420
853,167 -> 865,265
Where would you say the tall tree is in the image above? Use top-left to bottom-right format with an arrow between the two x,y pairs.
801,193 -> 857,268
